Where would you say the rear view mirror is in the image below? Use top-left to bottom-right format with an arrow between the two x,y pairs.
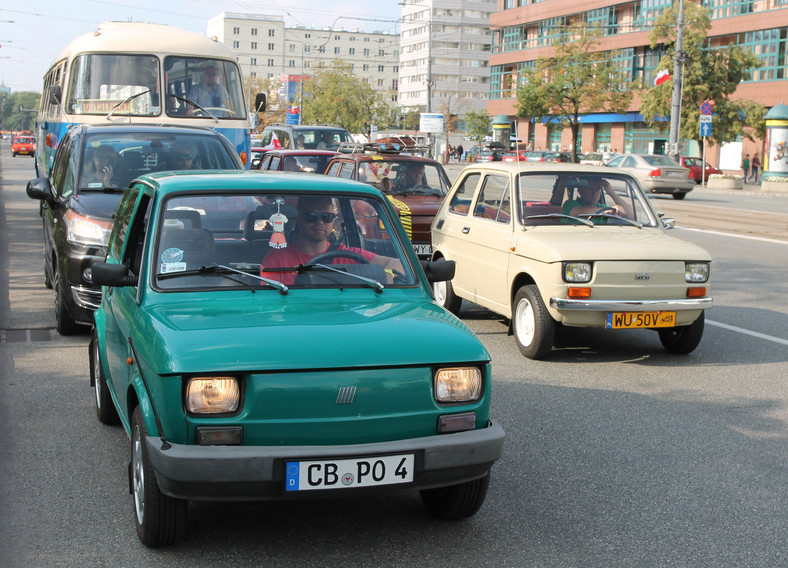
92,262 -> 138,288
254,93 -> 267,113
26,178 -> 53,202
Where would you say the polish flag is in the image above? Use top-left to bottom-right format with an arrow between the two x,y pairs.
654,69 -> 671,86
261,132 -> 282,150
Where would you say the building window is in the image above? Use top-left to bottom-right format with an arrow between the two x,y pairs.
233,27 -> 240,35
268,59 -> 275,66
233,41 -> 240,48
364,48 -> 370,56
319,46 -> 326,54
269,29 -> 275,37
251,71 -> 257,78
740,28 -> 788,81
269,43 -> 275,50
335,47 -> 341,54
251,57 -> 257,65
289,44 -> 297,52
289,60 -> 296,67
251,28 -> 258,36
363,64 -> 370,71
378,49 -> 385,56
251,42 -> 257,50
349,48 -> 355,55
378,65 -> 384,72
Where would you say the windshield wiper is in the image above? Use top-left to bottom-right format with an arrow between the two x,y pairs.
106,89 -> 151,120
524,213 -> 593,227
297,263 -> 385,293
156,264 -> 288,294
578,213 -> 643,228
168,94 -> 219,123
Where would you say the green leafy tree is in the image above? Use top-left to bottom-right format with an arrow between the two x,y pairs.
640,2 -> 765,147
515,25 -> 634,162
301,61 -> 396,136
464,110 -> 491,144
0,91 -> 40,131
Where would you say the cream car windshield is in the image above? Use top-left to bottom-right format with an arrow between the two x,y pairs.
517,172 -> 658,227
154,193 -> 416,290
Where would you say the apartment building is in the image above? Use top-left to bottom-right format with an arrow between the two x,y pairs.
488,0 -> 788,166
398,0 -> 498,116
207,13 -> 400,101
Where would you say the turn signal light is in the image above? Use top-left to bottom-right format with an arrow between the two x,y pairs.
686,287 -> 707,298
567,287 -> 592,299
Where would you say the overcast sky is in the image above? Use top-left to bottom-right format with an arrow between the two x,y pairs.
1,0 -> 403,92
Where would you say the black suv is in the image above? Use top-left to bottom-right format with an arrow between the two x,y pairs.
260,123 -> 352,151
26,124 -> 243,334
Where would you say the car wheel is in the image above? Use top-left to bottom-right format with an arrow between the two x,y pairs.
90,330 -> 119,425
659,311 -> 705,355
672,193 -> 687,200
512,284 -> 555,360
131,406 -> 187,547
432,278 -> 462,315
53,271 -> 83,335
420,473 -> 490,520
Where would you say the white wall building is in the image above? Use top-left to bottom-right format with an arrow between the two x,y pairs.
207,13 -> 400,101
398,0 -> 495,117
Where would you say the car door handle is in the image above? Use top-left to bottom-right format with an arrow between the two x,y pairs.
462,227 -> 470,234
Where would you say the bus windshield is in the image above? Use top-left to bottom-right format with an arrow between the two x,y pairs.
67,54 -> 160,116
65,55 -> 246,120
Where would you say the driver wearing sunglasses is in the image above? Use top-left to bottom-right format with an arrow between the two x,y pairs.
261,196 -> 403,285
170,143 -> 198,169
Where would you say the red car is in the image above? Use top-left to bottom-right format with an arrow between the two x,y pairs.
11,136 -> 36,157
255,149 -> 339,173
679,156 -> 722,183
324,148 -> 451,259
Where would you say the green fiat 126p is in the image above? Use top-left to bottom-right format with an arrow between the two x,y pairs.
90,170 -> 505,547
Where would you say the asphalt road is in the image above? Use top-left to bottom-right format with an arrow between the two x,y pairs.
1,147 -> 786,567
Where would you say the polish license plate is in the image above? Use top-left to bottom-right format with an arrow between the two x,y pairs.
285,454 -> 414,492
606,311 -> 676,329
412,243 -> 432,256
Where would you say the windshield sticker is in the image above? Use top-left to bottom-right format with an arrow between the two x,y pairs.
87,182 -> 104,188
161,247 -> 184,263
160,262 -> 187,274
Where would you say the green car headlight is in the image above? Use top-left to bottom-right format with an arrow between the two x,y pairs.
186,377 -> 240,414
685,262 -> 710,283
563,262 -> 592,283
434,367 -> 482,403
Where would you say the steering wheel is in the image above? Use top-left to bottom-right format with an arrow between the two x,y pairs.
194,107 -> 231,117
306,250 -> 370,265
593,206 -> 617,214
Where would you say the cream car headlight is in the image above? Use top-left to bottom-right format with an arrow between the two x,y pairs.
685,262 -> 710,283
434,367 -> 482,403
563,262 -> 592,283
186,377 -> 240,414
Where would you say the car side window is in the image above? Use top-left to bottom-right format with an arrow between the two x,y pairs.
622,156 -> 637,168
474,175 -> 511,224
269,155 -> 281,170
50,132 -> 76,198
325,162 -> 341,177
108,189 -> 140,261
448,173 -> 480,215
338,162 -> 355,179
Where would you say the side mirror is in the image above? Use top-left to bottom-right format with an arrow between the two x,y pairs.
421,259 -> 455,283
26,177 -> 53,202
660,216 -> 676,230
254,93 -> 267,113
92,262 -> 137,288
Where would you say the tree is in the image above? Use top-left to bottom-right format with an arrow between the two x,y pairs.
301,61 -> 396,136
464,110 -> 491,144
0,91 -> 40,131
515,25 -> 634,162
640,2 -> 765,148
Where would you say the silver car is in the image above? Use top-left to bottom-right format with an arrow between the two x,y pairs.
605,153 -> 695,199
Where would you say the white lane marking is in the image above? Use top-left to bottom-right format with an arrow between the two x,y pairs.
707,319 -> 788,346
676,227 -> 788,245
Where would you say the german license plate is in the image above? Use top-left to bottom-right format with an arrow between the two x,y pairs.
285,454 -> 414,492
606,311 -> 676,329
412,243 -> 432,256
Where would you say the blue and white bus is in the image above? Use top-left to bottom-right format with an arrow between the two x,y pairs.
36,21 -> 259,176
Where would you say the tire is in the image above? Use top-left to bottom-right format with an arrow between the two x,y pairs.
512,284 -> 555,359
90,331 -> 119,425
131,406 -> 187,547
672,193 -> 687,200
659,311 -> 705,355
54,271 -> 83,335
432,278 -> 462,315
420,473 -> 490,520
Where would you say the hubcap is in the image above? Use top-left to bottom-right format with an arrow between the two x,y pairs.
515,298 -> 536,346
132,425 -> 145,524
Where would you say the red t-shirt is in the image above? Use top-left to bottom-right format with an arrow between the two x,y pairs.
261,243 -> 375,285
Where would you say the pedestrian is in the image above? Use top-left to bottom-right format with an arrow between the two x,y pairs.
741,153 -> 750,182
446,143 -> 453,162
456,144 -> 464,162
751,153 -> 761,184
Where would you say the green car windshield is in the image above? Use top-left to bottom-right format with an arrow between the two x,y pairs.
154,192 -> 417,290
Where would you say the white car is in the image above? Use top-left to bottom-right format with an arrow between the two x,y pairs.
430,162 -> 713,359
